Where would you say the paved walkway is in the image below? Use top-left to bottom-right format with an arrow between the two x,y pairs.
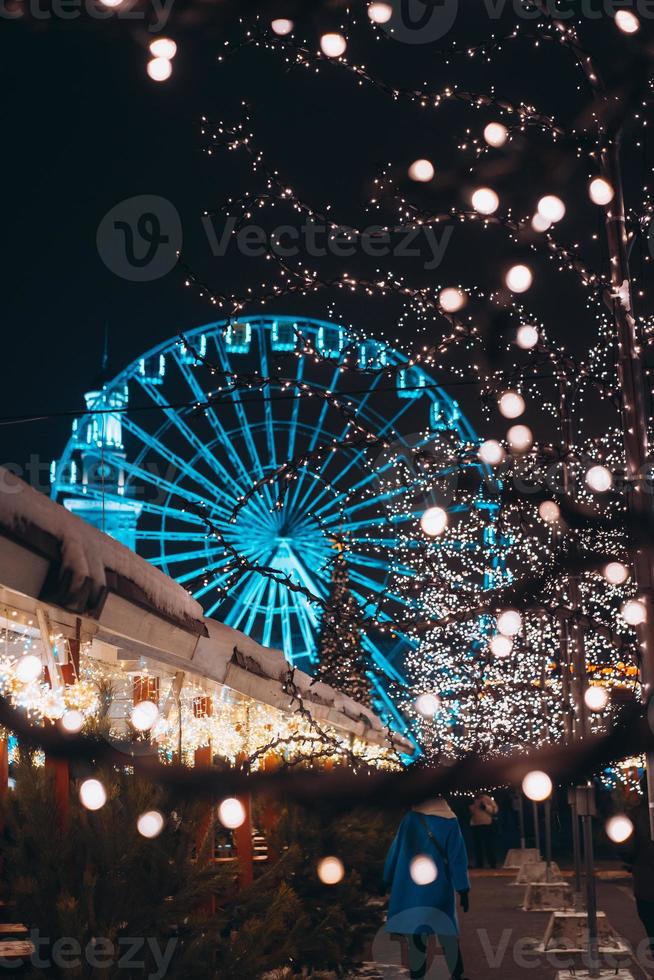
351,867 -> 653,979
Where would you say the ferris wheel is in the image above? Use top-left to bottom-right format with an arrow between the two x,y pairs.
52,316 -> 499,734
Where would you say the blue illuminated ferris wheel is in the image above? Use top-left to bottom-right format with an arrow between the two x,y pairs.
52,316 -> 501,731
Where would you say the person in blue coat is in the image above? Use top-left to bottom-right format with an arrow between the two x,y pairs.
383,797 -> 471,980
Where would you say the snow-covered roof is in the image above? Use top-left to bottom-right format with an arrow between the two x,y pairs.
0,468 -> 413,752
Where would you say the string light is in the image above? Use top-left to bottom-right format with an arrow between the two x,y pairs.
614,10 -> 639,33
415,693 -> 441,718
367,2 -> 393,23
522,770 -> 552,802
439,287 -> 466,312
531,212 -> 552,233
539,500 -> 561,524
585,686 -> 610,713
621,599 -> 647,626
588,177 -> 615,206
505,264 -> 533,293
606,814 -> 634,843
149,38 -> 177,59
471,187 -> 499,215
604,562 -> 630,586
489,634 -> 513,658
147,58 -> 173,82
137,810 -> 165,839
218,797 -> 246,829
420,506 -> 448,537
408,159 -> 435,183
516,325 -> 539,350
60,709 -> 84,734
79,778 -> 107,812
270,18 -> 294,36
319,33 -> 347,58
498,391 -> 525,419
507,424 -> 533,452
15,655 -> 42,684
585,465 -> 613,493
483,122 -> 508,147
478,439 -> 505,465
317,856 -> 345,885
537,195 -> 566,223
409,854 -> 438,885
497,609 -> 522,637
131,700 -> 159,732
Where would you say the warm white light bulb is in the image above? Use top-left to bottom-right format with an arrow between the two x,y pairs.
588,177 -> 615,206
98,0 -> 121,7
471,187 -> 499,215
584,686 -> 609,713
522,770 -> 552,802
606,814 -> 634,843
80,778 -> 107,811
622,599 -> 647,626
507,424 -> 533,452
270,17 -> 294,35
615,9 -> 639,33
15,655 -> 42,684
505,264 -> 533,293
498,390 -> 525,419
410,854 -> 438,885
539,500 -> 561,524
420,506 -> 448,537
537,195 -> 566,223
367,1 -> 392,23
61,709 -> 85,734
415,693 -> 441,718
149,37 -> 177,59
497,609 -> 522,637
318,856 -> 345,884
131,700 -> 159,732
320,33 -> 347,57
478,440 -> 505,466
516,325 -> 539,350
489,634 -> 513,658
604,561 -> 630,586
585,465 -> 613,493
483,122 -> 508,147
439,287 -> 466,313
147,57 -> 173,82
531,212 -> 552,233
137,810 -> 165,838
408,159 -> 435,183
219,797 -> 246,829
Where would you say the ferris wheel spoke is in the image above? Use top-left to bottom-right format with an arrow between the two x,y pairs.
287,355 -> 304,461
291,591 -> 320,660
63,482 -> 206,528
279,586 -> 294,660
190,565 -> 234,600
120,414 -> 235,512
147,545 -> 221,568
176,556 -> 229,587
223,571 -> 269,632
257,332 -> 278,473
289,365 -> 341,510
134,530 -> 211,542
135,372 -> 244,500
259,577 -> 278,648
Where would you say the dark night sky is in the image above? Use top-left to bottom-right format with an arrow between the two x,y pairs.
1,6 -> 650,478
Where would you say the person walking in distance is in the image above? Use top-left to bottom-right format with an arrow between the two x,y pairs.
384,797 -> 470,980
469,794 -> 499,870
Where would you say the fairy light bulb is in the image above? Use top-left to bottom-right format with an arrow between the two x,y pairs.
483,122 -> 508,147
219,798 -> 246,829
408,159 -> 435,182
15,655 -> 42,684
505,264 -> 533,293
439,287 -> 465,312
604,562 -> 629,585
497,609 -> 522,637
471,187 -> 499,215
415,693 -> 441,718
522,771 -> 552,802
98,0 -> 121,7
60,709 -> 84,734
539,500 -> 560,524
137,810 -> 165,838
507,424 -> 533,452
420,506 -> 448,536
367,2 -> 392,23
622,599 -> 647,626
317,856 -> 345,885
606,814 -> 634,843
531,212 -> 552,232
80,778 -> 107,811
585,686 -> 609,713
149,38 -> 177,59
320,33 -> 347,57
586,465 -> 613,493
131,700 -> 159,732
537,195 -> 566,223
147,58 -> 172,82
498,390 -> 525,419
589,177 -> 615,206
615,9 -> 639,33
489,634 -> 513,658
410,854 -> 437,885
270,18 -> 294,35
478,440 -> 505,465
516,325 -> 539,349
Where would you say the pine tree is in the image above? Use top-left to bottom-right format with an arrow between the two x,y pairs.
316,549 -> 372,709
